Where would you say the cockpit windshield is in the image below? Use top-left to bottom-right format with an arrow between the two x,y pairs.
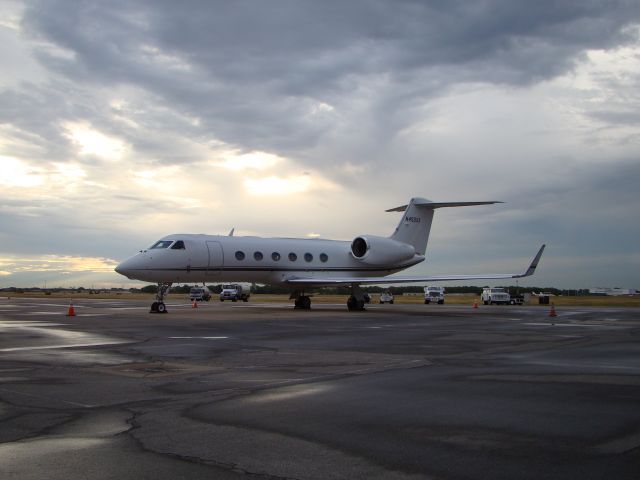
150,240 -> 173,249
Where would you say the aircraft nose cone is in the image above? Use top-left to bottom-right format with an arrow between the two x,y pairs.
114,259 -> 128,276
115,253 -> 151,280
115,256 -> 140,278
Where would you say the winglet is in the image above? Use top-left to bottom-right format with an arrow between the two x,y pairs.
515,244 -> 546,278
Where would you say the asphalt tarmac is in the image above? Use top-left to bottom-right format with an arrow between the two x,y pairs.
1,297 -> 639,479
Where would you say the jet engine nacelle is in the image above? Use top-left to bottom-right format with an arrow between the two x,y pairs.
350,235 -> 416,265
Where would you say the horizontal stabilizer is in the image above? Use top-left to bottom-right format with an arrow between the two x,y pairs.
386,200 -> 502,212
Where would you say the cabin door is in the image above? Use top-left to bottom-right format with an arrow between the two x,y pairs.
206,241 -> 223,276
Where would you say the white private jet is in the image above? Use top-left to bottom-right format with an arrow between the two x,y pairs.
115,197 -> 545,312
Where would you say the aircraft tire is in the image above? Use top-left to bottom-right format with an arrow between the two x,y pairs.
301,296 -> 311,309
347,296 -> 365,311
294,296 -> 311,309
150,301 -> 159,313
157,302 -> 167,313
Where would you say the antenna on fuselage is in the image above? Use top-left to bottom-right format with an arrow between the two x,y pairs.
228,228 -> 235,236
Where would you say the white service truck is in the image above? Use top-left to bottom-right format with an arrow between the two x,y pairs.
189,286 -> 211,302
424,286 -> 445,304
219,284 -> 250,302
482,287 -> 511,305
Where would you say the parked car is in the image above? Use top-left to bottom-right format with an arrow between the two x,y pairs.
379,291 -> 394,304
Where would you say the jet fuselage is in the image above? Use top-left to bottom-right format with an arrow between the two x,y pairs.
115,233 -> 424,286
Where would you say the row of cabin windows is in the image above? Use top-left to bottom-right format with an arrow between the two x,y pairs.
147,240 -> 329,264
150,240 -> 329,263
235,251 -> 329,263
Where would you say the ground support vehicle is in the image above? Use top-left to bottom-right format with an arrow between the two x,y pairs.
482,287 -> 511,305
379,291 -> 394,304
510,294 -> 525,305
189,287 -> 211,302
220,284 -> 250,302
424,286 -> 445,304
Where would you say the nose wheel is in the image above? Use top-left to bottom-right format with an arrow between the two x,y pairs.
150,301 -> 167,313
150,282 -> 171,313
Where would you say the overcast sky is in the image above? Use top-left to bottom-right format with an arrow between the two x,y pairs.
1,0 -> 639,289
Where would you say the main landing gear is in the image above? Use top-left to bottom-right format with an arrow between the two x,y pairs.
291,284 -> 367,311
291,291 -> 312,310
347,284 -> 366,311
150,282 -> 172,313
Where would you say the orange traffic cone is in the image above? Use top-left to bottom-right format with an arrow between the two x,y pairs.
66,303 -> 76,317
473,299 -> 478,309
549,303 -> 557,317
192,299 -> 198,309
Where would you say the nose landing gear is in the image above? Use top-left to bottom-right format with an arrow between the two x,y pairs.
150,282 -> 172,313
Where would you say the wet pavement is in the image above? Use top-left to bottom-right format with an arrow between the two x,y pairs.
1,297 -> 639,479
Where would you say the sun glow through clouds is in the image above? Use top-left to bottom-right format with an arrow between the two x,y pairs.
215,151 -> 282,171
0,156 -> 44,187
0,255 -> 119,274
63,123 -> 127,160
244,175 -> 311,195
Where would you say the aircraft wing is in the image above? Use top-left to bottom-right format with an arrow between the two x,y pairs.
286,244 -> 545,286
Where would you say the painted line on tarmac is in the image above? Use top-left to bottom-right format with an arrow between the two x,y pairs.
169,336 -> 229,339
105,306 -> 149,310
16,311 -> 65,315
0,340 -> 132,352
522,360 -> 640,372
524,322 -> 629,329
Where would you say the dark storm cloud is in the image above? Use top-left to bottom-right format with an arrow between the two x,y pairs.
17,0 -> 640,162
488,157 -> 640,258
0,82 -> 76,160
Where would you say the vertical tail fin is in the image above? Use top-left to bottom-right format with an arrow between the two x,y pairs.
387,198 -> 502,255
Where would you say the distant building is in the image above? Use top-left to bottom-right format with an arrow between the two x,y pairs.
589,288 -> 637,296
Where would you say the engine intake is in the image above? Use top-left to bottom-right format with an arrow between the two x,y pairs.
350,235 -> 416,266
351,237 -> 369,258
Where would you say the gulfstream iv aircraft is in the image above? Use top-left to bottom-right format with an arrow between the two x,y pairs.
115,198 -> 545,312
